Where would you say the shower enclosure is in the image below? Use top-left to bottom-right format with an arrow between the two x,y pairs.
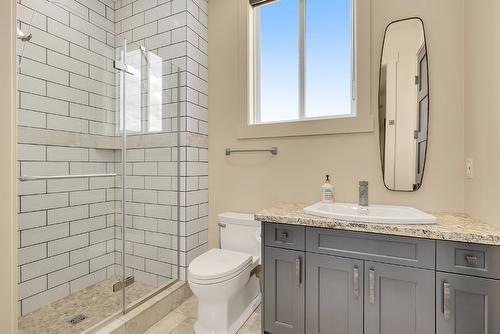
16,1 -> 183,332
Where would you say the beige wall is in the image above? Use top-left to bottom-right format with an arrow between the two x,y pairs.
0,0 -> 18,333
2,0 -> 496,320
208,0 -> 465,246
464,0 -> 500,227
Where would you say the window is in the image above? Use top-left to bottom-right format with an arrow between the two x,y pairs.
252,0 -> 354,124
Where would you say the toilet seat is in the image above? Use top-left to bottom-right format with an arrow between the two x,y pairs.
188,248 -> 253,285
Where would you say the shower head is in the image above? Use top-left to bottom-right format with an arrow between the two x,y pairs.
17,28 -> 32,42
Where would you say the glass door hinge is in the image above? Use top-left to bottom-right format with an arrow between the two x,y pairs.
113,60 -> 135,75
113,276 -> 135,292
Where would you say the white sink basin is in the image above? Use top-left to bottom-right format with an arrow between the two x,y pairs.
304,202 -> 436,225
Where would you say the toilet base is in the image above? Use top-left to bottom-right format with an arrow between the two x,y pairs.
193,274 -> 261,334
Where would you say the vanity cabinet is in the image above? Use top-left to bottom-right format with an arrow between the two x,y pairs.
306,253 -> 363,334
364,261 -> 435,334
435,241 -> 500,334
262,222 -> 500,334
263,223 -> 435,334
436,273 -> 500,334
305,256 -> 434,334
264,246 -> 305,334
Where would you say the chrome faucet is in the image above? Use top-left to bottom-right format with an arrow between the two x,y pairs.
359,181 -> 369,207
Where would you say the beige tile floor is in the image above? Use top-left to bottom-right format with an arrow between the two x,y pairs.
18,276 -> 155,334
144,296 -> 261,334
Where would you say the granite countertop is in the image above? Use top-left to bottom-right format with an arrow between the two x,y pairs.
255,203 -> 500,246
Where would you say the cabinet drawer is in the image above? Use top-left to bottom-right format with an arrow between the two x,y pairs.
437,241 -> 500,279
306,228 -> 435,269
264,223 -> 305,251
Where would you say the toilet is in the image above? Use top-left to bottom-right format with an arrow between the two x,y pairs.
188,212 -> 261,334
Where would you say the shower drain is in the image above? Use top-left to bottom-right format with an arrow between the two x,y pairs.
68,314 -> 87,325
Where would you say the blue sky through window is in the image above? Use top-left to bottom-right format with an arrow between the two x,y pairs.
305,0 -> 351,118
258,0 -> 352,122
259,0 -> 299,123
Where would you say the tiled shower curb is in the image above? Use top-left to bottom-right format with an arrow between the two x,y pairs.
84,282 -> 192,334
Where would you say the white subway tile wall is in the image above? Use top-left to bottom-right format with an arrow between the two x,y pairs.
17,1 -> 118,317
115,0 -> 208,284
17,0 -> 208,316
17,143 -> 118,315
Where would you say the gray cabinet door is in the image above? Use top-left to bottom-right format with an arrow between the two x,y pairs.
306,253 -> 363,334
364,261 -> 435,334
437,272 -> 500,334
264,247 -> 305,334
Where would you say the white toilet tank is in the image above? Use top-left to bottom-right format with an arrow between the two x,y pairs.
218,212 -> 261,261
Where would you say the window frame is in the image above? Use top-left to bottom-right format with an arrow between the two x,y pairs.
238,0 -> 373,139
252,0 -> 357,124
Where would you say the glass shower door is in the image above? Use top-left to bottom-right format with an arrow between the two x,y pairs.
115,38 -> 181,312
16,1 -> 124,332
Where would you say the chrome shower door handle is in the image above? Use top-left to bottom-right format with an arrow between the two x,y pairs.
295,257 -> 301,288
353,266 -> 359,299
443,282 -> 451,320
369,268 -> 375,304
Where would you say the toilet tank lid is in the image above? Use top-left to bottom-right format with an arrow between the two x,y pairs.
218,212 -> 257,226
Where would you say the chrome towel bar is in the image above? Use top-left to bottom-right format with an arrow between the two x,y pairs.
225,147 -> 278,156
19,173 -> 117,181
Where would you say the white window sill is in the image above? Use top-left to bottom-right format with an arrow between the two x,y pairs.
237,113 -> 374,139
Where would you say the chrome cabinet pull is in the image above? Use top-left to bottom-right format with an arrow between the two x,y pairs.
295,257 -> 301,288
369,268 -> 375,304
465,255 -> 478,266
443,282 -> 451,320
353,266 -> 359,299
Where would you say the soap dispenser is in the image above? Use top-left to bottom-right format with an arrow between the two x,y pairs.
322,175 -> 334,203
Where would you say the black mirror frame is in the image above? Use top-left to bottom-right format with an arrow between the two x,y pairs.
378,17 -> 430,192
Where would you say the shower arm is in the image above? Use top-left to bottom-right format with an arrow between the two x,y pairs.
17,27 -> 32,42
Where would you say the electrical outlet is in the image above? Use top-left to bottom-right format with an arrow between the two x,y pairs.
465,158 -> 474,179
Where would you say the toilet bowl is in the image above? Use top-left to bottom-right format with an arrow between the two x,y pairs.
188,213 -> 261,334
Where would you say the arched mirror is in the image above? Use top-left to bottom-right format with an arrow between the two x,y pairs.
379,18 -> 429,191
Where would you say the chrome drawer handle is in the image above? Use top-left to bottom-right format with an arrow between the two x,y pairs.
443,282 -> 451,320
369,268 -> 375,304
465,255 -> 478,266
353,267 -> 359,299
